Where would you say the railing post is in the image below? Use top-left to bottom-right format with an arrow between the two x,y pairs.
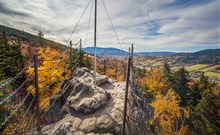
94,0 -> 97,87
130,44 -> 133,84
103,59 -> 107,75
128,44 -> 134,110
115,59 -> 118,81
122,48 -> 131,135
79,39 -> 82,67
86,53 -> 90,69
34,54 -> 41,134
70,41 -> 73,77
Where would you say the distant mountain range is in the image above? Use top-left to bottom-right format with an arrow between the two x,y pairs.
1,24 -> 219,63
134,51 -> 176,56
83,47 -> 176,57
83,47 -> 128,56
165,49 -> 220,64
84,47 -> 220,64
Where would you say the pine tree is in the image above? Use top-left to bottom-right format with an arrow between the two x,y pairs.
189,72 -> 210,108
0,31 -> 24,82
38,30 -> 44,47
171,68 -> 190,107
0,31 -> 25,132
163,62 -> 173,83
191,87 -> 220,135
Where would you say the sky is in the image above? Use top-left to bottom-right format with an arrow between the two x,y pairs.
0,0 -> 219,52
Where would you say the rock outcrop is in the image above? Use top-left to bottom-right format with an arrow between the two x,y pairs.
41,68 -> 126,135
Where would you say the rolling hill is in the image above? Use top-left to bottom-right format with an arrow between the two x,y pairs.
1,24 -> 219,64
83,47 -> 176,57
0,25 -> 67,51
164,49 -> 220,65
83,47 -> 128,57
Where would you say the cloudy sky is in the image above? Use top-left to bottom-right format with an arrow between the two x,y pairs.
0,0 -> 219,52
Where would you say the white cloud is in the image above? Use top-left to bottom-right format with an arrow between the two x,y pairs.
0,0 -> 219,52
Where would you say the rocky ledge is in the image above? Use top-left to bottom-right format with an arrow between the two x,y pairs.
41,67 -> 126,135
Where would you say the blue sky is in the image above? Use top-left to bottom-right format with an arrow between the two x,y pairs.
0,0 -> 219,52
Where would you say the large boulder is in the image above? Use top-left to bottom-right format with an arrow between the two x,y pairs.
67,80 -> 107,113
42,68 -> 126,135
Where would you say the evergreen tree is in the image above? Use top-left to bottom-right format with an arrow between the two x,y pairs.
0,31 -> 25,131
171,68 -> 190,107
82,53 -> 91,69
0,32 -> 24,81
38,30 -> 44,47
191,87 -> 220,135
163,62 -> 173,83
189,72 -> 210,107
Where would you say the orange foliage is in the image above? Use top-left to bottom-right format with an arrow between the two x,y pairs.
26,47 -> 69,110
141,67 -> 169,95
151,89 -> 190,134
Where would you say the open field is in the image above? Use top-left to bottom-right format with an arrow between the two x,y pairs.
185,64 -> 209,72
200,65 -> 220,72
204,72 -> 220,78
185,64 -> 220,79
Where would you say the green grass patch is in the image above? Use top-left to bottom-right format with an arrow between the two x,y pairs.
204,72 -> 220,78
201,65 -> 220,72
185,64 -> 209,72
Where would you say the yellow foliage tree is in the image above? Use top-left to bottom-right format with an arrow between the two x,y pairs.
140,67 -> 190,134
27,47 -> 69,110
141,67 -> 169,96
151,89 -> 190,135
118,74 -> 125,81
106,68 -> 116,79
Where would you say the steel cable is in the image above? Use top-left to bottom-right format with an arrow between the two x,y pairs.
38,58 -> 70,95
40,60 -> 80,118
12,96 -> 36,134
101,0 -> 127,57
0,86 -> 34,128
0,72 -> 34,105
0,59 -> 33,89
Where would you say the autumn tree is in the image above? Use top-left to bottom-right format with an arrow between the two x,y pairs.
27,47 -> 69,110
140,67 -> 190,134
151,89 -> 190,135
141,67 -> 169,101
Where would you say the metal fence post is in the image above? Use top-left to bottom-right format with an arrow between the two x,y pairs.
130,44 -> 133,81
34,54 -> 41,134
122,48 -> 131,135
115,59 -> 118,81
103,59 -> 107,75
128,44 -> 134,111
70,41 -> 73,77
79,39 -> 82,67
